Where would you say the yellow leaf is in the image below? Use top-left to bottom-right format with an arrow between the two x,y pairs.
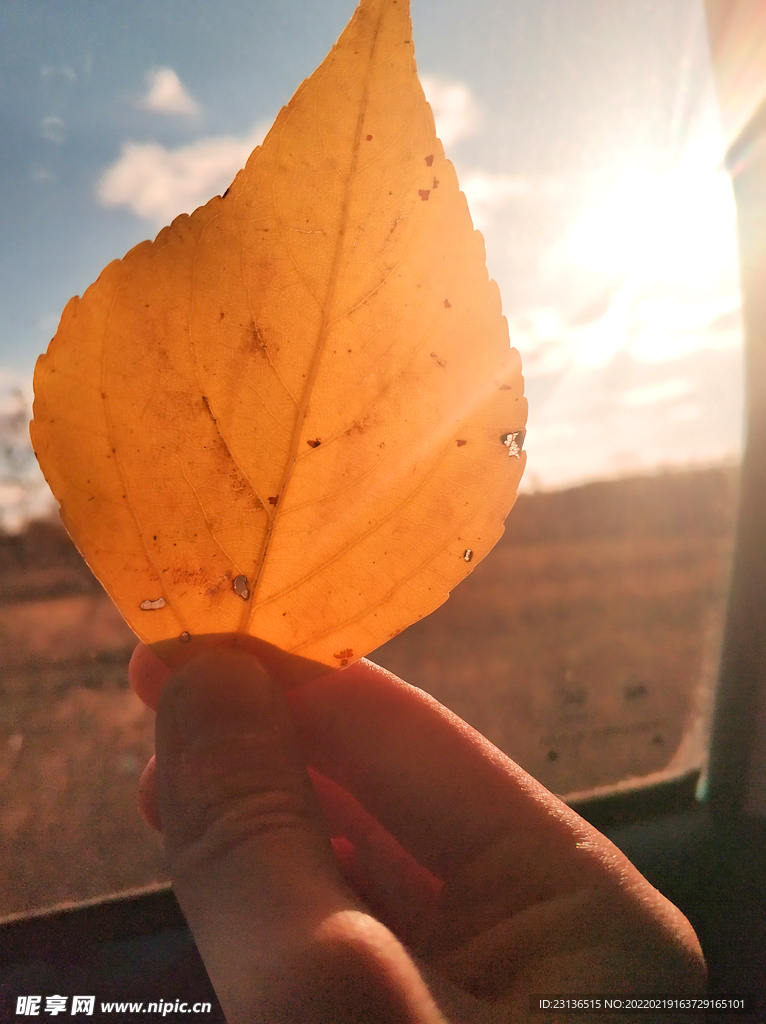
31,0 -> 527,675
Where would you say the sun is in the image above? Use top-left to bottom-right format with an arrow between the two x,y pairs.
568,158 -> 738,293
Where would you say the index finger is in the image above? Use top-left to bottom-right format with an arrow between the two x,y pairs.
287,661 -> 648,905
129,638 -> 331,710
131,643 -> 641,903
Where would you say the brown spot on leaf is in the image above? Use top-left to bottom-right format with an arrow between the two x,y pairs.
425,154 -> 434,166
624,680 -> 647,700
366,134 -> 373,140
499,383 -> 512,390
179,631 -> 191,643
248,320 -> 269,356
456,439 -> 467,447
168,566 -> 213,589
307,438 -> 321,448
433,177 -> 439,189
443,299 -> 452,308
268,495 -> 279,505
346,414 -> 371,437
233,574 -> 250,600
430,352 -> 446,368
418,189 -> 431,201
334,648 -> 353,666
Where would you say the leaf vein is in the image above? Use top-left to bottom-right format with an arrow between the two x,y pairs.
100,261 -> 188,631
252,431 -> 456,612
244,2 -> 389,631
289,468 -> 510,652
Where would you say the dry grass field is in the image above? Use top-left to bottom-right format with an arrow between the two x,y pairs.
0,466 -> 736,917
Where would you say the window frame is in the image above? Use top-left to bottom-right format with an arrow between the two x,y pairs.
3,4 -> 766,998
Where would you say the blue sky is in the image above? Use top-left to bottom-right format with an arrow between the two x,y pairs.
0,0 -> 744,526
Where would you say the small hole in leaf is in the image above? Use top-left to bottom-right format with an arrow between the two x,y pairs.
501,430 -> 525,458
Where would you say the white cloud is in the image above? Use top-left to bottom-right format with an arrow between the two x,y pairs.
508,308 -> 573,377
41,64 -> 76,85
519,348 -> 743,493
621,376 -> 694,408
30,166 -> 56,185
102,75 -> 500,228
460,171 -> 532,231
40,115 -> 66,144
421,75 -> 481,147
141,68 -> 200,116
97,124 -> 266,223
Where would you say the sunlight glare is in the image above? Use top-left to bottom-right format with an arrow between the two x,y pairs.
568,162 -> 738,292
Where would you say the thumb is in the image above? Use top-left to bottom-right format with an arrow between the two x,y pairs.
155,649 -> 444,1024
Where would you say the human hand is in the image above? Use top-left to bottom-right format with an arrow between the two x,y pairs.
130,644 -> 706,1023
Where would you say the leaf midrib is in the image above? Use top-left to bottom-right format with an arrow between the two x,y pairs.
241,5 -> 389,636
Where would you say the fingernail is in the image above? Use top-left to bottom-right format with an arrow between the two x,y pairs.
159,649 -> 277,753
154,649 -> 299,860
